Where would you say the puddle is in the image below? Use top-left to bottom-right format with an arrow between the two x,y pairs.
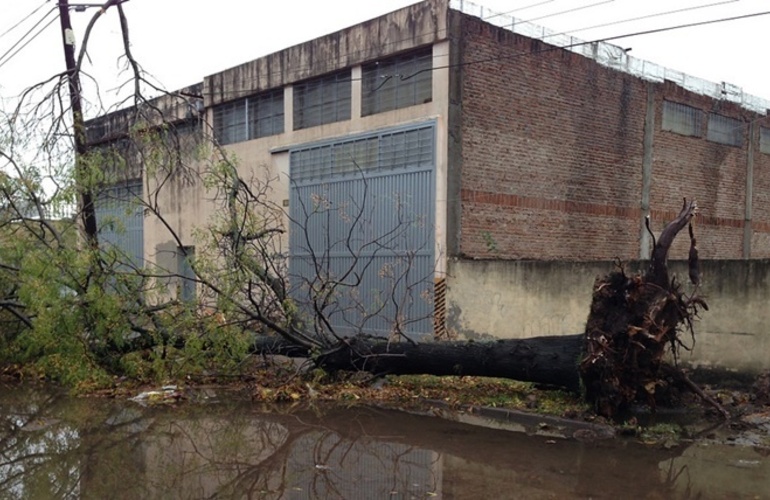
0,384 -> 768,499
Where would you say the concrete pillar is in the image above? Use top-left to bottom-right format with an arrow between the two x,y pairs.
284,86 -> 293,132
743,121 -> 755,259
351,66 -> 362,119
639,82 -> 655,260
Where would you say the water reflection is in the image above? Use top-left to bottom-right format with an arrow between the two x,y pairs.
1,385 -> 768,499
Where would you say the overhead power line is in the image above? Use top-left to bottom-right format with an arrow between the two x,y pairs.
52,3 -> 767,103
405,10 -> 770,82
0,1 -> 49,41
483,0 -> 556,20
0,8 -> 59,71
544,0 -> 740,40
521,0 -> 615,24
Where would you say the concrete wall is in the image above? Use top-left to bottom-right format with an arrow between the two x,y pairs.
204,0 -> 449,107
446,258 -> 770,371
142,123 -> 206,295
86,84 -> 204,145
450,10 -> 770,262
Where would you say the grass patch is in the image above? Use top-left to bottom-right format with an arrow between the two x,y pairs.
242,366 -> 589,417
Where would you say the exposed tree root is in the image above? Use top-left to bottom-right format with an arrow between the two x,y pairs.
579,199 -> 717,420
664,365 -> 730,420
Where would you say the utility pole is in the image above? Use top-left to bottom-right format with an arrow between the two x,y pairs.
57,0 -> 99,247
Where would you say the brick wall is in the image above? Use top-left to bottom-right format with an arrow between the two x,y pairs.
453,12 -> 770,261
652,84 -> 749,260
753,124 -> 770,258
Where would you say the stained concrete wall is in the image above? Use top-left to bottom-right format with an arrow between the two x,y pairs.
447,258 -> 770,372
86,84 -> 204,145
204,1 -> 448,107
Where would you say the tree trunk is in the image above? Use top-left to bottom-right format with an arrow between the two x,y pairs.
253,334 -> 584,392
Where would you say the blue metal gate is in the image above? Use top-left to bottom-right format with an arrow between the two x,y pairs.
95,180 -> 144,268
289,123 -> 435,338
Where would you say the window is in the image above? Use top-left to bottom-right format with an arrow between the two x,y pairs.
662,101 -> 701,137
707,113 -> 743,147
249,90 -> 284,138
760,127 -> 770,154
293,71 -> 351,130
290,125 -> 434,182
212,89 -> 284,145
213,100 -> 247,145
362,48 -> 433,116
177,246 -> 196,302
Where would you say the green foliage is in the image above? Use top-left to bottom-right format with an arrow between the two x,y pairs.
0,129 -> 263,390
0,207 -> 258,388
6,229 -> 115,387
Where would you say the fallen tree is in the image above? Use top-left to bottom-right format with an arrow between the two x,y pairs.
253,334 -> 584,392
252,198 -> 719,420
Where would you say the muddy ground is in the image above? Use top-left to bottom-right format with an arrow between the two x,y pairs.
81,355 -> 770,451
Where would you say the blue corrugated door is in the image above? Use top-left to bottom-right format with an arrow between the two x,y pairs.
289,123 -> 435,339
95,181 -> 144,268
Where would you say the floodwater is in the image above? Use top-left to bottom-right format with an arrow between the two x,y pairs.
1,385 -> 768,499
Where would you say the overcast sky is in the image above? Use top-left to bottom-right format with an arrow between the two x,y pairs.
1,0 -> 769,114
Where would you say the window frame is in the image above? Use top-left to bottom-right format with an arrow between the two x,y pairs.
212,89 -> 284,145
760,126 -> 770,155
661,100 -> 701,138
361,47 -> 433,117
177,246 -> 196,302
706,112 -> 743,147
249,89 -> 285,139
293,71 -> 351,130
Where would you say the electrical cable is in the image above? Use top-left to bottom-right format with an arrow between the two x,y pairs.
400,9 -> 770,83
520,0 -> 615,24
0,1 -> 49,40
202,3 -> 652,98
541,0 -> 740,40
132,1 -> 739,101
482,0 -> 556,20
54,2 -> 766,110
0,8 -> 59,70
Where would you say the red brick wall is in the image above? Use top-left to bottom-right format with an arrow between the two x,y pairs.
752,122 -> 770,258
453,13 -> 769,261
651,83 -> 750,260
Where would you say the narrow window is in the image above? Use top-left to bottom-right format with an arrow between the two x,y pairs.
760,127 -> 770,154
362,47 -> 433,116
707,113 -> 743,147
293,71 -> 351,130
661,101 -> 700,137
177,246 -> 196,302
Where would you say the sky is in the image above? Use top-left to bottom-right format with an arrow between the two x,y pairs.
0,0 -> 769,115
